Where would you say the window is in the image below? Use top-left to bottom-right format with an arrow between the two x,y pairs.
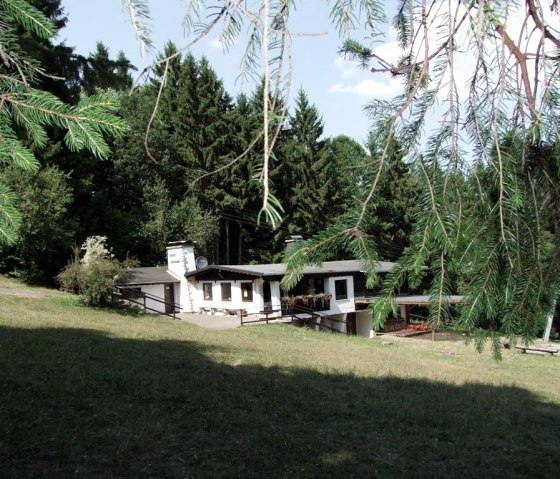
241,282 -> 253,302
335,279 -> 348,300
221,282 -> 232,301
203,283 -> 213,301
314,278 -> 324,294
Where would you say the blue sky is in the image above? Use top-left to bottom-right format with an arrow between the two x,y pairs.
58,0 -> 403,146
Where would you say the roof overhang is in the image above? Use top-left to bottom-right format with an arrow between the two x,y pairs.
121,267 -> 180,286
355,295 -> 464,306
185,265 -> 267,279
186,260 -> 400,282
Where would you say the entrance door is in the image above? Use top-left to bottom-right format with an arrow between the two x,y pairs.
263,281 -> 272,310
164,284 -> 175,314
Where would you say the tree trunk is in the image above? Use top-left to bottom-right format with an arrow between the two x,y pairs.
237,222 -> 242,264
543,299 -> 556,342
225,219 -> 230,264
215,231 -> 220,264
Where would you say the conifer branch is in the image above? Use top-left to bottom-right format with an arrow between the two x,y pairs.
144,58 -> 169,164
261,0 -> 271,220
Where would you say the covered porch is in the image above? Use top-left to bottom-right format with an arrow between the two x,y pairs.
354,295 -> 464,338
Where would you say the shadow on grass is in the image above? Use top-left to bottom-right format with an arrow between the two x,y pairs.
0,326 -> 558,478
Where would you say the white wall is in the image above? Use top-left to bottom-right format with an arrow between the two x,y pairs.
123,284 -> 167,314
325,275 -> 355,314
192,279 -> 263,314
270,281 -> 282,316
144,284 -> 167,314
356,310 -> 374,338
321,313 -> 348,333
188,274 -> 359,317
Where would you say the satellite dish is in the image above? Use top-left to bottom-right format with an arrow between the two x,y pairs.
195,256 -> 209,269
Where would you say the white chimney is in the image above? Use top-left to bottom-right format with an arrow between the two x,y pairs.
285,234 -> 304,253
167,241 -> 196,312
167,241 -> 196,277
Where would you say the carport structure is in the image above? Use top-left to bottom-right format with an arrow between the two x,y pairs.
354,295 -> 465,338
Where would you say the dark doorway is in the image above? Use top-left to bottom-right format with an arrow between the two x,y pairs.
263,281 -> 272,310
164,284 -> 175,314
346,312 -> 357,335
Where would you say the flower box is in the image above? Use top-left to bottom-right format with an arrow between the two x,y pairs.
382,318 -> 406,332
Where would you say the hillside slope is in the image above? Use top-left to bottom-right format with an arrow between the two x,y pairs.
0,277 -> 559,478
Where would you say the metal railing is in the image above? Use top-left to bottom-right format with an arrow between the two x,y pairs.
113,286 -> 181,319
289,305 -> 348,334
238,304 -> 348,334
238,306 -> 285,325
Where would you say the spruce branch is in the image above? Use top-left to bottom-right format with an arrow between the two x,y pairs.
124,0 -> 153,58
0,0 -> 56,40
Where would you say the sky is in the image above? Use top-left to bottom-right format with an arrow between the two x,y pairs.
58,1 -> 403,146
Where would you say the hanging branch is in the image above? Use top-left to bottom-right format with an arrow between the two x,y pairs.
261,0 -> 272,219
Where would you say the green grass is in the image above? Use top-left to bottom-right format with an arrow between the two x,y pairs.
0,278 -> 559,478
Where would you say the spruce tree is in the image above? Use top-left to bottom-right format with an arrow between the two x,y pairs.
275,89 -> 326,235
365,131 -> 421,260
82,42 -> 136,95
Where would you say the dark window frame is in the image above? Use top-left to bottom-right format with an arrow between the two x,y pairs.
203,282 -> 213,301
241,282 -> 253,302
334,279 -> 348,300
221,282 -> 232,302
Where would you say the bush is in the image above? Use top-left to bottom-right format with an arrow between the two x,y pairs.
56,260 -> 83,295
57,237 -> 128,307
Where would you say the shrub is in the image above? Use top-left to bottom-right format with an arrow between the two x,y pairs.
56,259 -> 83,295
57,237 -> 128,307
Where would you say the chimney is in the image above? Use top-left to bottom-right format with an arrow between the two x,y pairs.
285,234 -> 304,253
167,240 -> 196,277
167,240 -> 196,313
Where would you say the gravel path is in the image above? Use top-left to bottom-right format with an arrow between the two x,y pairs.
176,312 -> 241,329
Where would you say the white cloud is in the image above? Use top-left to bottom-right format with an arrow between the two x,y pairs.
333,56 -> 361,79
209,37 -> 223,49
329,2 -> 555,105
329,77 -> 402,98
330,49 -> 404,99
372,39 -> 402,66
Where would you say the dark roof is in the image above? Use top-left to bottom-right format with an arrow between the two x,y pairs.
122,267 -> 179,286
167,240 -> 194,247
186,260 -> 397,280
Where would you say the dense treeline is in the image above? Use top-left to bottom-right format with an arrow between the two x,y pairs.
0,0 -> 419,285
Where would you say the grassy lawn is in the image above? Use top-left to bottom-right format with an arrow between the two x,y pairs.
0,278 -> 559,478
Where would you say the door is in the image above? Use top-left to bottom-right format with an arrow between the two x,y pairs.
164,284 -> 175,314
263,281 -> 272,310
346,312 -> 356,335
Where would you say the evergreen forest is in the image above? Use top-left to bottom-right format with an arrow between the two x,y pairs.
0,0 -> 420,285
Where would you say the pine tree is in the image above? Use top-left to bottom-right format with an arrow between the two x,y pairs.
110,47 -> 232,263
0,165 -> 74,283
82,42 -> 136,95
365,131 -> 421,260
317,135 -> 367,225
275,89 -> 326,235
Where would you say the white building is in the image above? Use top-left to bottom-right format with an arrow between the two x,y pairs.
120,240 -> 406,337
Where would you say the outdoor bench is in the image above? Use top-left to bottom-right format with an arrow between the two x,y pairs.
514,346 -> 559,356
